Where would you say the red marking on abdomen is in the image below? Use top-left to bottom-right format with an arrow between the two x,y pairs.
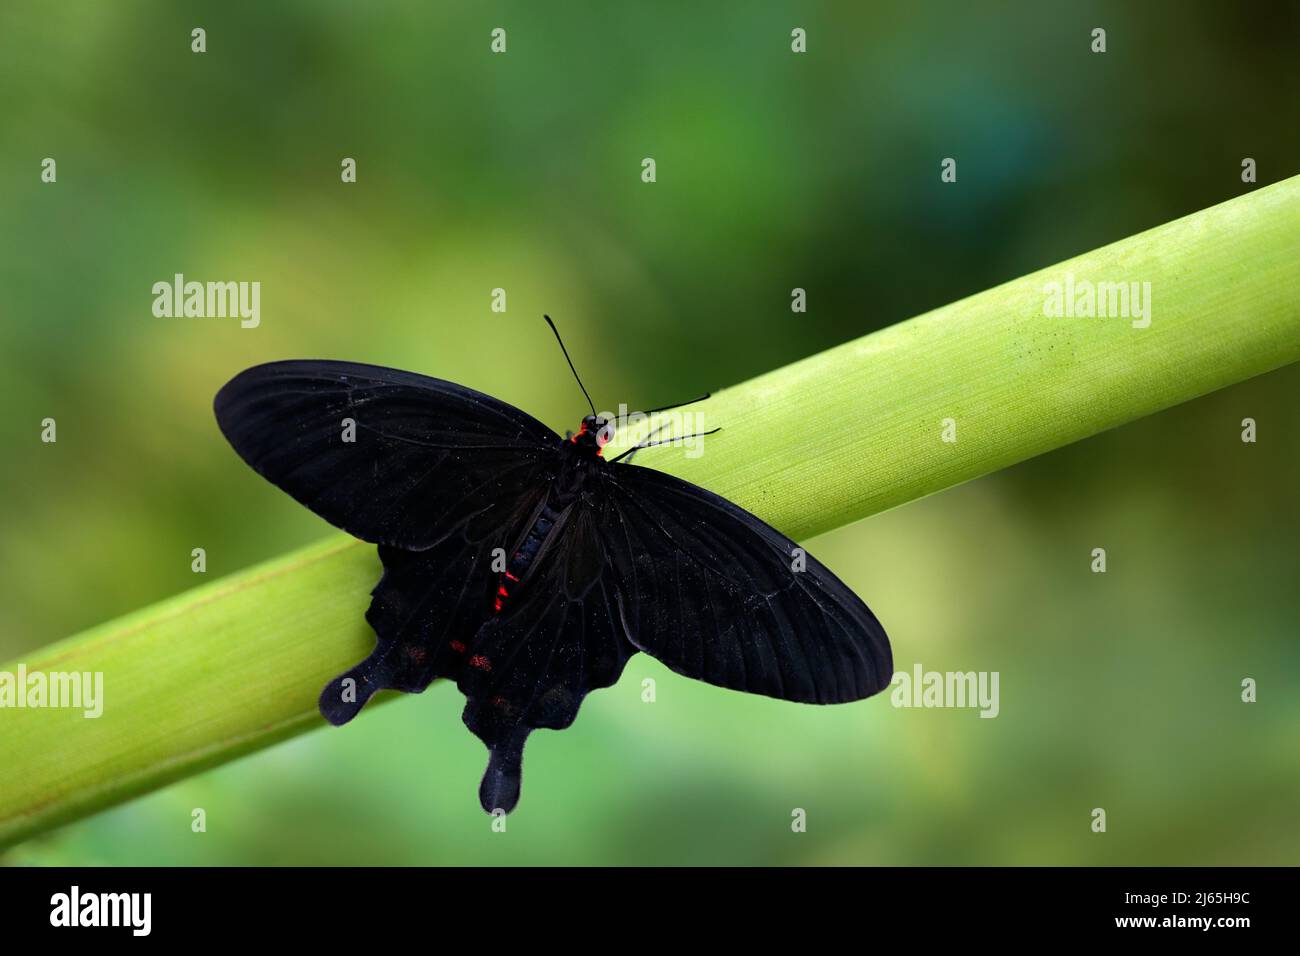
495,574 -> 518,613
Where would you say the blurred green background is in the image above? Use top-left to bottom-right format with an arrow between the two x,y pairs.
2,0 -> 1297,865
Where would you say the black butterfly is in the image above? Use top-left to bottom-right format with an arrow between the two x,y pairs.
214,317 -> 892,813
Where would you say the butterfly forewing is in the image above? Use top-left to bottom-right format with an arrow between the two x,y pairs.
214,360 -> 561,550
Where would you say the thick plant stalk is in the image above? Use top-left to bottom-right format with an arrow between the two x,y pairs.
2,177 -> 1298,848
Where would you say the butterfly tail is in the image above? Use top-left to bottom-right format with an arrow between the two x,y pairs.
478,725 -> 529,814
318,645 -> 400,725
463,699 -> 532,814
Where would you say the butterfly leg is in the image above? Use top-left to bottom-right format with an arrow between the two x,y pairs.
620,420 -> 673,465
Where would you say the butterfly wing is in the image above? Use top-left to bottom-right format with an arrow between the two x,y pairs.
318,483 -> 550,725
457,501 -> 638,813
599,464 -> 892,704
214,360 -> 561,550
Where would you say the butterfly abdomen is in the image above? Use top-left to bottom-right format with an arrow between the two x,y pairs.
494,499 -> 566,612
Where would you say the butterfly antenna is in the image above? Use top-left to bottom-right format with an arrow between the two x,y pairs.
544,314 -> 597,416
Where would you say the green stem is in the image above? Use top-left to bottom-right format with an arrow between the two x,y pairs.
3,177 -> 1298,848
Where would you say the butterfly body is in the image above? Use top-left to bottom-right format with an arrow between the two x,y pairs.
215,340 -> 892,814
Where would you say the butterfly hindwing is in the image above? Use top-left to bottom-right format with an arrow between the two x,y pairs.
319,484 -> 549,725
599,464 -> 892,704
458,503 -> 637,813
214,360 -> 561,549
319,538 -> 479,725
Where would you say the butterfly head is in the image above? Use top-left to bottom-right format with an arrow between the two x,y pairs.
572,414 -> 614,456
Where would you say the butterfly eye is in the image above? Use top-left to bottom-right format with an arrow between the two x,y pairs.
597,423 -> 615,446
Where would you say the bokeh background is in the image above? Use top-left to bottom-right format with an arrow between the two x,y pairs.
2,0 -> 1297,865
